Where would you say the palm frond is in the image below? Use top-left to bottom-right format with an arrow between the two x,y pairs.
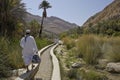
39,0 -> 52,9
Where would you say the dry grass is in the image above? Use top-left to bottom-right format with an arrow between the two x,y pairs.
0,37 -> 52,78
62,37 -> 75,50
103,37 -> 120,62
80,69 -> 107,80
76,35 -> 102,64
62,35 -> 120,64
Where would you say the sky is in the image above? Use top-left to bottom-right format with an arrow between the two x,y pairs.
22,0 -> 113,26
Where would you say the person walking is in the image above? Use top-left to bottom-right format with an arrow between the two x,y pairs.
20,29 -> 38,72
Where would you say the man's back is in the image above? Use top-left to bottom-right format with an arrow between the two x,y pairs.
20,35 -> 38,56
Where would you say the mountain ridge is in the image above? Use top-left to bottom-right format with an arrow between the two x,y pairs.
25,12 -> 78,34
83,0 -> 120,27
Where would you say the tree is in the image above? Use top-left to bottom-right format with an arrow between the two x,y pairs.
38,0 -> 51,38
29,19 -> 40,37
0,0 -> 26,37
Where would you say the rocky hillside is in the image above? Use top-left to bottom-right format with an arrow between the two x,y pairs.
25,13 -> 78,34
83,0 -> 120,27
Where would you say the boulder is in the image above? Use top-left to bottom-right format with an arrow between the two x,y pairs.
71,63 -> 83,68
106,62 -> 120,73
58,40 -> 63,45
98,59 -> 109,66
95,59 -> 109,70
95,65 -> 105,70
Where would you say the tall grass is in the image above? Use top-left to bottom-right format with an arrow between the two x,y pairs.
76,35 -> 102,64
0,37 -> 21,78
80,69 -> 107,80
103,37 -> 120,62
58,34 -> 120,80
8,46 -> 24,69
62,35 -> 120,64
36,38 -> 52,49
62,37 -> 75,50
0,37 -> 52,78
0,37 -> 24,68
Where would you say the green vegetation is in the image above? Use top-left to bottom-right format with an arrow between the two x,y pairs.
29,19 -> 40,37
0,37 -> 22,77
0,0 -> 26,37
62,35 -> 120,64
60,27 -> 80,39
0,37 -> 52,78
62,37 -> 75,50
76,35 -> 102,64
82,0 -> 120,36
80,69 -> 107,80
57,1 -> 120,79
67,69 -> 80,79
56,34 -> 120,80
0,0 -> 26,78
82,19 -> 120,36
0,0 -> 52,78
63,68 -> 107,80
103,37 -> 120,62
36,38 -> 53,49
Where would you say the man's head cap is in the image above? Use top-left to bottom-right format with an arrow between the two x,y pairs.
26,29 -> 30,33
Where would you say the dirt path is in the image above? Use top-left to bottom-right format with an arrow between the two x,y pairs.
34,46 -> 53,80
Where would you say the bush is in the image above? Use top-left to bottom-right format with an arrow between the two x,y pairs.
36,38 -> 52,49
0,37 -> 52,78
0,64 -> 12,78
62,37 -> 75,50
8,46 -> 24,69
0,37 -> 12,78
104,37 -> 120,62
76,35 -> 102,64
80,69 -> 107,80
62,34 -> 120,64
67,69 -> 80,79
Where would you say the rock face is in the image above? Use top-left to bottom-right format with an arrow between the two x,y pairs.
83,0 -> 120,27
106,62 -> 120,73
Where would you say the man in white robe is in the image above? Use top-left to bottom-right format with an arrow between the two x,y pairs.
20,29 -> 38,72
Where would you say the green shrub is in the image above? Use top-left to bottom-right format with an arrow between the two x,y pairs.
80,69 -> 107,80
76,35 -> 102,64
67,69 -> 79,79
0,64 -> 12,78
104,37 -> 120,62
59,58 -> 68,80
64,50 -> 80,68
62,37 -> 75,50
8,46 -> 24,69
36,38 -> 52,49
0,37 -> 52,78
112,32 -> 120,36
0,37 -> 12,78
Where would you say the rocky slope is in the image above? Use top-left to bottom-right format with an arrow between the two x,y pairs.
25,13 -> 78,34
83,0 -> 120,27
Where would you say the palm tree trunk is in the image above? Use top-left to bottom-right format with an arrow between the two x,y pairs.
39,15 -> 44,38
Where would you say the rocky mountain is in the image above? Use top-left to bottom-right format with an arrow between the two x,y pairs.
83,0 -> 120,27
25,12 -> 78,34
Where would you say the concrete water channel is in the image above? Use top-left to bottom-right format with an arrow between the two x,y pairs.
14,43 -> 61,80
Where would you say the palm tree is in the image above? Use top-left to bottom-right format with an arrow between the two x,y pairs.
0,0 -> 26,37
38,0 -> 51,37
